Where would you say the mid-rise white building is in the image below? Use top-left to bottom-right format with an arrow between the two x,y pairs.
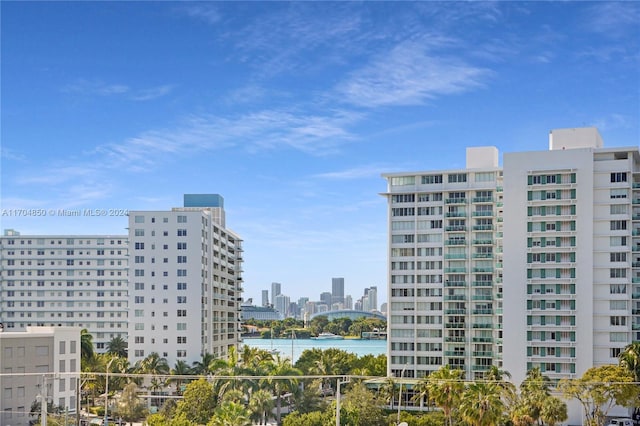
128,194 -> 243,366
0,326 -> 81,426
0,230 -> 128,352
383,146 -> 504,379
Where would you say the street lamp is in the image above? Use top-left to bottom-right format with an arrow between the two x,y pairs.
104,357 -> 116,426
397,365 -> 408,426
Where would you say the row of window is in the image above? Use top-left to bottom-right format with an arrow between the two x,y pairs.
3,239 -> 124,245
134,215 -> 188,223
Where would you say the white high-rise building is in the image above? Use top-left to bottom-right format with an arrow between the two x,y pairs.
271,282 -> 281,305
128,194 -> 243,366
274,294 -> 290,317
503,128 -> 640,422
383,146 -> 504,379
383,128 -> 639,424
262,289 -> 269,307
0,230 -> 128,353
332,277 -> 345,305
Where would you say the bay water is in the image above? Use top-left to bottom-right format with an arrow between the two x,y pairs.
242,338 -> 387,363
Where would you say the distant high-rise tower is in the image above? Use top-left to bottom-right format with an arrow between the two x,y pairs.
345,295 -> 353,310
261,290 -> 269,307
271,282 -> 281,305
320,291 -> 332,308
332,277 -> 345,305
274,294 -> 290,317
365,286 -> 378,311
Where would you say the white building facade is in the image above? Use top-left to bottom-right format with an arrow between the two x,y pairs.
128,194 -> 243,367
384,128 -> 639,424
0,231 -> 128,353
383,146 -> 504,379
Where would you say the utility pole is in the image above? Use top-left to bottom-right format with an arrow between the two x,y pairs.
40,375 -> 48,426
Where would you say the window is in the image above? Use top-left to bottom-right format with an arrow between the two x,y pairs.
177,336 -> 187,344
177,229 -> 187,237
134,242 -> 144,250
134,256 -> 144,263
134,216 -> 145,223
177,256 -> 187,263
610,268 -> 627,278
391,176 -> 415,186
611,172 -> 627,183
134,229 -> 144,236
610,220 -> 627,231
177,242 -> 187,250
610,316 -> 627,326
448,173 -> 467,183
610,300 -> 627,310
610,252 -> 627,262
177,309 -> 187,317
177,283 -> 187,290
177,323 -> 187,330
421,174 -> 443,184
134,282 -> 144,290
177,215 -> 187,223
177,296 -> 187,303
134,296 -> 144,303
134,269 -> 144,277
177,269 -> 187,276
610,204 -> 628,215
177,350 -> 187,358
610,283 -> 627,294
610,188 -> 628,199
611,236 -> 628,247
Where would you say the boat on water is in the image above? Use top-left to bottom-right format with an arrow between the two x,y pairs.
312,332 -> 344,340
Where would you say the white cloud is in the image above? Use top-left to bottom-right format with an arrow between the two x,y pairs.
0,147 -> 26,161
337,39 -> 489,108
313,165 -> 387,180
63,79 -> 130,96
181,4 -> 221,25
584,2 -> 640,38
130,85 -> 175,101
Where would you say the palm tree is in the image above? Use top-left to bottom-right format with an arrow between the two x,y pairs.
378,377 -> 398,408
210,346 -> 247,400
80,329 -> 94,362
411,376 -> 429,408
208,401 -> 252,426
106,336 -> 128,358
262,355 -> 302,424
540,396 -> 568,426
459,382 -> 504,426
520,367 -> 551,424
426,365 -> 465,426
248,388 -> 275,425
137,352 -> 170,408
170,360 -> 192,394
192,352 -> 217,375
619,342 -> 640,383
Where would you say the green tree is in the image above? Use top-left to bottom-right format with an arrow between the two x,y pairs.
207,401 -> 252,426
459,382 -> 504,426
520,367 -> 551,424
174,378 -> 217,424
560,364 -> 637,426
282,410 -> 333,426
619,342 -> 640,382
80,329 -> 94,362
248,388 -> 275,425
192,352 -> 217,375
540,395 -> 568,426
425,365 -> 465,426
211,346 -> 251,401
291,378 -> 326,415
263,355 -> 302,424
115,382 -> 146,425
170,360 -> 193,394
340,381 -> 386,426
106,336 -> 128,358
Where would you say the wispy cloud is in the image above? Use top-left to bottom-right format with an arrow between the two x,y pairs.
0,147 -> 26,162
63,79 -> 173,101
130,85 -> 175,101
181,3 -> 221,25
63,79 -> 129,96
591,114 -> 633,132
17,165 -> 96,185
584,2 -> 640,38
313,165 -> 387,180
337,39 -> 489,108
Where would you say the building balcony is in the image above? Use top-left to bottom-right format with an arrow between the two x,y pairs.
445,254 -> 467,259
632,309 -> 640,315
633,182 -> 640,189
473,225 -> 494,231
496,186 -> 503,192
445,281 -> 467,287
472,323 -> 492,328
473,267 -> 494,273
472,295 -> 493,301
632,262 -> 640,268
472,253 -> 493,259
472,351 -> 493,357
446,198 -> 467,204
472,197 -> 494,203
445,309 -> 467,315
445,212 -> 467,217
473,309 -> 493,315
473,211 -> 494,217
634,199 -> 640,205
446,225 -> 467,232
472,337 -> 493,343
633,214 -> 640,221
445,336 -> 466,343
445,323 -> 466,328
633,277 -> 640,283
444,295 -> 466,301
472,281 -> 493,287
445,267 -> 467,273
445,351 -> 466,357
632,324 -> 640,330
472,365 -> 492,371
472,239 -> 494,245
445,240 -> 467,246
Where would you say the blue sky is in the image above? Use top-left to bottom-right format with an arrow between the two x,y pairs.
2,1 -> 639,305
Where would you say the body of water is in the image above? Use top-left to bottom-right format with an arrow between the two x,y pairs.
242,338 -> 387,363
